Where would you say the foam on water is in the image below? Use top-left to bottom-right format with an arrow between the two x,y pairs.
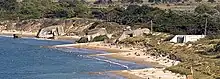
92,57 -> 130,69
55,47 -> 148,70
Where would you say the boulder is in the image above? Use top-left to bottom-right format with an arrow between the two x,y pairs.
119,28 -> 150,41
77,37 -> 89,43
37,25 -> 65,38
86,28 -> 108,41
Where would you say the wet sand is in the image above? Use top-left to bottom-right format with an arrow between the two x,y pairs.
110,70 -> 145,79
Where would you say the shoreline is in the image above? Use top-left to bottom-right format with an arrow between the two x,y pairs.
102,53 -> 165,68
0,30 -> 186,79
0,30 -> 79,41
109,70 -> 145,79
0,30 -> 37,37
56,42 -> 177,68
53,42 -> 187,79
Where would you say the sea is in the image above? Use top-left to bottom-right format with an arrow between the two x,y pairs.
0,36 -> 149,79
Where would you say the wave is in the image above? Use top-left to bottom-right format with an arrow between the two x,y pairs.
76,55 -> 130,69
49,47 -> 146,70
0,35 -> 13,37
92,57 -> 130,70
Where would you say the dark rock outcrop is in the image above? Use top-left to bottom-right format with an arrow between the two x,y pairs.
77,37 -> 89,43
13,34 -> 22,38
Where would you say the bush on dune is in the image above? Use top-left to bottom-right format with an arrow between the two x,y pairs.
92,35 -> 109,42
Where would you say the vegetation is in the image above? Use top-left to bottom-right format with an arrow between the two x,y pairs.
195,0 -> 202,2
121,33 -> 220,79
215,5 -> 220,12
1,1 -> 220,36
121,0 -> 143,3
1,1 -> 220,79
100,4 -> 220,35
208,0 -> 216,3
92,35 -> 109,42
119,36 -> 148,45
0,0 -> 89,20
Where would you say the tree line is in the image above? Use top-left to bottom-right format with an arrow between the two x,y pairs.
1,0 -> 220,36
0,0 -> 90,20
94,4 -> 220,35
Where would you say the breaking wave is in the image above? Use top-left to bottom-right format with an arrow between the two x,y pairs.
77,54 -> 129,69
93,57 -> 129,70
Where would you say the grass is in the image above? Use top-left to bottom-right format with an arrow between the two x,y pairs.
120,32 -> 220,79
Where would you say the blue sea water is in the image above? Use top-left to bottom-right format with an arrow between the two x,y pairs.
0,36 -> 148,79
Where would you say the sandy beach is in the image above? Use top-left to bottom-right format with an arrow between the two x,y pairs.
53,42 -> 187,79
0,30 -> 80,41
112,68 -> 186,79
0,30 -> 37,37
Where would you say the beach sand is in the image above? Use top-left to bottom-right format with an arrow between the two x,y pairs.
0,30 -> 79,41
113,68 -> 186,79
104,53 -> 165,68
0,30 -> 37,37
110,70 -> 145,79
53,42 -> 187,79
73,45 -> 128,53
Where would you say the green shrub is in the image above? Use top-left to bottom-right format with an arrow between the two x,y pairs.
208,40 -> 220,44
216,77 -> 220,79
92,35 -> 108,42
119,36 -> 147,44
166,66 -> 191,75
215,55 -> 220,59
214,43 -> 220,52
206,35 -> 220,40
